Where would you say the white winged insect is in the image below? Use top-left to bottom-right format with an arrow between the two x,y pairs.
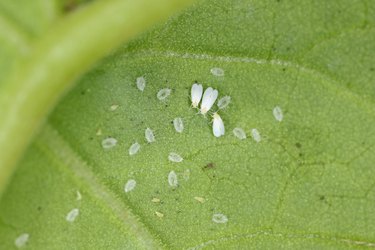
212,112 -> 225,137
191,83 -> 203,108
200,87 -> 218,115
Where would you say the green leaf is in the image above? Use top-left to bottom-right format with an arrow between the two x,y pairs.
1,0 -> 375,249
0,0 -> 194,196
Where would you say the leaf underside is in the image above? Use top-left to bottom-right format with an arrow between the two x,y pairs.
1,0 -> 375,249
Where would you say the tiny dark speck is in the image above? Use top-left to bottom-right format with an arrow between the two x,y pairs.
295,142 -> 302,148
203,162 -> 215,170
37,206 -> 42,211
165,104 -> 169,108
320,195 -> 325,201
282,68 -> 286,71
370,67 -> 374,71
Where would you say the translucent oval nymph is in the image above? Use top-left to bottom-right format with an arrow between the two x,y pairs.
273,106 -> 283,122
168,152 -> 183,163
15,233 -> 29,248
124,179 -> 136,193
233,127 -> 246,140
136,76 -> 146,92
157,88 -> 171,101
168,171 -> 178,187
217,96 -> 231,109
101,137 -> 117,149
173,117 -> 184,133
212,213 -> 228,223
128,142 -> 141,155
210,67 -> 224,77
66,208 -> 79,222
145,128 -> 155,143
251,128 -> 261,142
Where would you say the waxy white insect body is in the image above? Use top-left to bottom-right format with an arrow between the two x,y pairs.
212,113 -> 225,137
191,83 -> 203,108
200,87 -> 218,115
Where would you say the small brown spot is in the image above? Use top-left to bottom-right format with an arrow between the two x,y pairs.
203,162 -> 215,170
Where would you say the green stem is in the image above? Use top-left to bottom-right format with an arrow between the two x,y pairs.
0,0 -> 195,197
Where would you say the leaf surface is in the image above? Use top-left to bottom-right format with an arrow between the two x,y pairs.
1,0 -> 375,249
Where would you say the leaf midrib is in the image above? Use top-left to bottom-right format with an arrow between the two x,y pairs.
35,124 -> 165,250
35,124 -> 375,249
